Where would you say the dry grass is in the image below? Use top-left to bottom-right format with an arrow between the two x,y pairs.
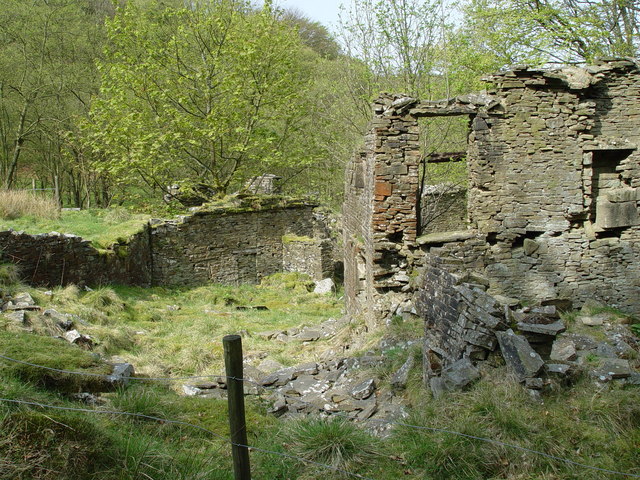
0,190 -> 59,220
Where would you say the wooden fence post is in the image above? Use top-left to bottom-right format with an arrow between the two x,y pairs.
223,334 -> 251,480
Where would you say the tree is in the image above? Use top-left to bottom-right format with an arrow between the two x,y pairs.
460,0 -> 640,63
0,0 -> 105,199
84,0 -> 313,198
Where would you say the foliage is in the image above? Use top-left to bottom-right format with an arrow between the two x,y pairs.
0,330 -> 111,392
0,0 -> 106,200
459,0 -> 640,63
0,190 -> 59,221
0,263 -> 20,287
84,0 -> 313,197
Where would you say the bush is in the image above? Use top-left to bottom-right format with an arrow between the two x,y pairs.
0,190 -> 59,220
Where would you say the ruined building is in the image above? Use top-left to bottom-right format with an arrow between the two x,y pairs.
343,58 -> 640,376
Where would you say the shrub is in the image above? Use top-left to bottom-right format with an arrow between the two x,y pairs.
0,190 -> 59,220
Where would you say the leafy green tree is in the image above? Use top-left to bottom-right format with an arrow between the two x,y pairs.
84,0 -> 312,198
0,0 -> 105,199
461,0 -> 640,63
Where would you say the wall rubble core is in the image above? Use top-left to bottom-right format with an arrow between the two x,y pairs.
342,58 -> 640,381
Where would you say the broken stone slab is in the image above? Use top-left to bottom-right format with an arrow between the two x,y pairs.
494,295 -> 521,307
416,230 -> 476,245
390,355 -> 415,390
255,330 -> 283,340
592,359 -> 632,381
284,375 -> 330,396
351,379 -> 376,400
3,302 -> 40,312
269,394 -> 288,417
578,313 -> 610,326
525,377 -> 544,390
314,278 -> 335,294
626,373 -> 640,385
429,357 -> 480,398
292,362 -> 319,377
550,338 -> 577,361
580,298 -> 606,313
13,292 -> 35,306
595,343 -> 618,359
107,363 -> 135,386
4,310 -> 27,324
63,329 -> 94,349
545,363 -> 572,376
496,329 -> 545,381
343,356 -> 384,369
518,319 -> 566,336
258,358 -> 284,373
43,309 -> 74,330
260,367 -> 297,387
294,329 -> 321,342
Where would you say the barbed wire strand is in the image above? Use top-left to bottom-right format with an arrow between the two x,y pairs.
328,411 -> 640,479
3,354 -> 638,478
0,397 -> 374,480
0,353 -> 256,384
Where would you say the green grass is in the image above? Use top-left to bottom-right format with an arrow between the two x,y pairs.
1,276 -> 639,480
0,208 -> 151,248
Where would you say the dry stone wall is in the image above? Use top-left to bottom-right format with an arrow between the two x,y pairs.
1,202 -> 333,287
151,205 -> 323,286
0,230 -> 152,287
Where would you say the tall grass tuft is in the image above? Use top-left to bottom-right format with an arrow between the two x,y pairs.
283,417 -> 381,478
0,190 -> 59,220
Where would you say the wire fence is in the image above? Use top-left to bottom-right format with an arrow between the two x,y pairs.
1,352 -> 639,479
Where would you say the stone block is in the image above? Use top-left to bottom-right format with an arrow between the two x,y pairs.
595,199 -> 639,229
495,329 -> 545,380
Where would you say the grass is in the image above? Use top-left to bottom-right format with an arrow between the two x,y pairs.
0,207 -> 151,248
0,274 -> 639,479
0,190 -> 60,221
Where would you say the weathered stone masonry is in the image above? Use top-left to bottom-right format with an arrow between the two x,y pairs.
1,203 -> 334,287
344,58 -> 640,373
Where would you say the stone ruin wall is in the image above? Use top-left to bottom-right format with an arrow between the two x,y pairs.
0,229 -> 152,287
343,58 -> 640,369
0,204 -> 335,288
151,206 -> 329,286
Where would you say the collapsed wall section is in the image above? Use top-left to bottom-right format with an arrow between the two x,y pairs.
344,59 -> 640,332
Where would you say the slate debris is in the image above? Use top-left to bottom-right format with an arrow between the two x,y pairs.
430,357 -> 481,398
495,329 -> 545,381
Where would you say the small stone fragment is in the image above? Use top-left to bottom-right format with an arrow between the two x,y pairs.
550,338 -> 577,361
351,379 -> 376,400
579,314 -> 608,326
390,355 -> 415,390
108,362 -> 135,386
314,278 -> 335,294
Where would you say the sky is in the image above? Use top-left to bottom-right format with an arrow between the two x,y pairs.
271,0 -> 346,30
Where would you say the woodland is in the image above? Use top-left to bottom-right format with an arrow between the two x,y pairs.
2,0 -> 639,211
